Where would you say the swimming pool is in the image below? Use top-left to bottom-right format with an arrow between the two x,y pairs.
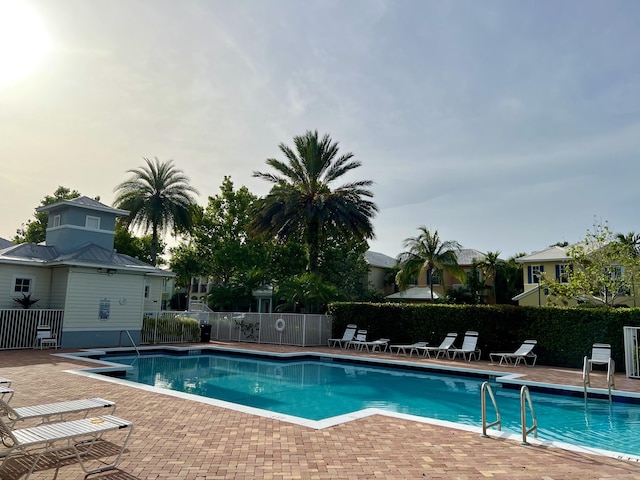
76,347 -> 640,459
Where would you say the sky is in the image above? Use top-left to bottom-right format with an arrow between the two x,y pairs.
1,0 -> 640,260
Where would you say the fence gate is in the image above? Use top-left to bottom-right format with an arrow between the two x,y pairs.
623,326 -> 640,379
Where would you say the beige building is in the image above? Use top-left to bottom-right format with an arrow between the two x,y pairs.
513,246 -> 572,307
388,249 -> 495,303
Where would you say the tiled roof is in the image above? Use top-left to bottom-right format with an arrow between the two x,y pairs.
455,248 -> 487,265
516,245 -> 570,263
365,251 -> 396,268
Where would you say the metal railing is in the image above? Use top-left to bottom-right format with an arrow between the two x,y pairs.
0,309 -> 64,350
520,386 -> 538,445
205,312 -> 332,346
481,381 -> 501,437
141,312 -> 201,344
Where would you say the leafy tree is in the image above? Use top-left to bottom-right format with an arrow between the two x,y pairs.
13,186 -> 81,244
274,272 -> 341,313
249,130 -> 377,274
395,227 -> 464,301
169,242 -> 204,303
113,221 -> 165,265
194,177 -> 267,285
316,236 -> 370,301
545,221 -> 634,307
113,157 -> 199,266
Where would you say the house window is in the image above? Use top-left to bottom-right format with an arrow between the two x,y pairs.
607,265 -> 624,280
52,215 -> 61,227
465,269 -> 481,284
427,270 -> 441,286
85,215 -> 100,230
556,264 -> 570,284
527,265 -> 544,284
13,277 -> 33,294
144,285 -> 151,299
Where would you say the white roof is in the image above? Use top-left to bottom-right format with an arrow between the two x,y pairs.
516,245 -> 570,263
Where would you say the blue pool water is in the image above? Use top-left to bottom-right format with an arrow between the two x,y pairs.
99,351 -> 640,457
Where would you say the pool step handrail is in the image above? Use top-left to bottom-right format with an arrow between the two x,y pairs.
481,381 -> 501,437
583,355 -> 615,401
119,330 -> 140,357
520,385 -> 538,445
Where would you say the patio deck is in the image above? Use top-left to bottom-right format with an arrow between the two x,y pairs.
2,342 -> 640,479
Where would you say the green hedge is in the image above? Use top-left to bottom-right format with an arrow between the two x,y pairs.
327,302 -> 640,370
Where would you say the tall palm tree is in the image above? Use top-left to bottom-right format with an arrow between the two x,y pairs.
249,130 -> 377,273
395,227 -> 463,301
114,157 -> 199,266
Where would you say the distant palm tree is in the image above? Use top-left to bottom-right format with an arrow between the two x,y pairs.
396,227 -> 463,301
479,251 -> 503,303
616,231 -> 640,306
249,130 -> 377,273
114,157 -> 199,266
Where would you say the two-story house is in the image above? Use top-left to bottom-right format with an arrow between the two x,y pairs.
512,245 -> 572,306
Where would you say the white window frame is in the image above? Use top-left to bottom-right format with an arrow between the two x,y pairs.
85,215 -> 100,230
558,264 -> 570,284
12,275 -> 34,295
428,270 -> 441,286
144,285 -> 151,299
52,215 -> 61,227
531,265 -> 542,284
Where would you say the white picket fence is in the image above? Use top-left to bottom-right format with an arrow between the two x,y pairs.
0,309 -> 64,350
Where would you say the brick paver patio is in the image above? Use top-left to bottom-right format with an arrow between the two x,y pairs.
2,342 -> 640,479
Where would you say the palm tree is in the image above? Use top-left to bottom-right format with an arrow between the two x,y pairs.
249,130 -> 377,273
478,251 -> 503,303
114,157 -> 199,266
395,227 -> 463,301
616,231 -> 640,306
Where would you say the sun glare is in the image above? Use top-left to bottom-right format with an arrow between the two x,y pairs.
0,0 -> 51,88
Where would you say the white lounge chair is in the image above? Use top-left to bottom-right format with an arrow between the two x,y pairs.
328,324 -> 358,348
448,331 -> 481,361
389,341 -> 429,357
0,387 -> 13,403
0,378 -> 10,387
416,333 -> 457,359
347,329 -> 368,349
353,338 -> 391,353
489,340 -> 537,367
0,397 -> 116,428
0,414 -> 133,479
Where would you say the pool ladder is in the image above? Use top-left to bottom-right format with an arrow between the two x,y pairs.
481,382 -> 538,445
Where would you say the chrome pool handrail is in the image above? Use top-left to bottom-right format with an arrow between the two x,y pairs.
481,381 -> 501,437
